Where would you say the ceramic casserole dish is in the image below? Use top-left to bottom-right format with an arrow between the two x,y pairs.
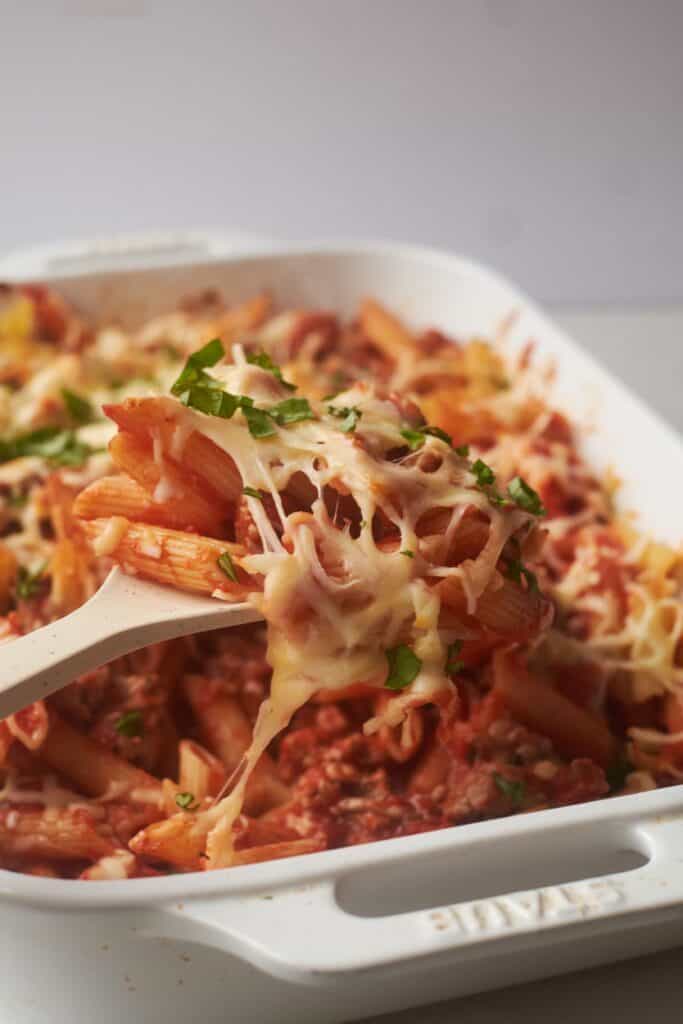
1,236 -> 683,1024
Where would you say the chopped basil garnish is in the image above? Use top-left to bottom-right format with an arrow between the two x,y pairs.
0,426 -> 94,467
269,397 -> 314,425
170,341 -> 314,438
400,549 -> 414,558
61,388 -> 94,424
181,385 -> 240,419
385,644 -> 422,690
175,791 -> 198,810
507,476 -> 546,516
328,405 -> 362,433
504,559 -> 539,592
217,551 -> 238,582
493,773 -> 525,805
422,425 -> 452,445
471,458 -> 495,487
115,710 -> 144,738
399,428 -> 425,451
455,444 -> 470,457
242,486 -> 264,501
15,563 -> 47,600
445,639 -> 465,674
246,351 -> 296,391
170,337 -> 224,396
400,425 -> 452,451
241,404 -> 277,438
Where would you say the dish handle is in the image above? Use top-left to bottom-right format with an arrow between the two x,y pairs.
148,816 -> 683,984
0,229 -> 276,279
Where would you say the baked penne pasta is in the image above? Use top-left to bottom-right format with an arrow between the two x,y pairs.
0,282 -> 679,878
79,519 -> 255,597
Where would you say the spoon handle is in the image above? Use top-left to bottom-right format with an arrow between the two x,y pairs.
0,569 -> 262,717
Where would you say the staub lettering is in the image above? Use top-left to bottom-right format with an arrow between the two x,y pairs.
427,880 -> 625,935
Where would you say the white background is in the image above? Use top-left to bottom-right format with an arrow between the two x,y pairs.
2,2 -> 683,1022
2,0 -> 683,306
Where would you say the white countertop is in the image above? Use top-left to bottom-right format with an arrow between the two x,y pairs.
366,305 -> 683,1024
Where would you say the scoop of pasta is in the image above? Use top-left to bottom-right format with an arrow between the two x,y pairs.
75,338 -> 551,867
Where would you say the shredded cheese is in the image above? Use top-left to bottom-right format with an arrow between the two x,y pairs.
92,515 -> 130,557
154,356 -> 541,863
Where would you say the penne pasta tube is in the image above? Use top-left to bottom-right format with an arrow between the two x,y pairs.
359,299 -> 415,358
108,431 -> 232,529
75,472 -> 228,537
48,537 -> 91,616
182,676 -> 289,813
44,474 -> 80,542
0,542 -> 17,613
40,710 -> 164,803
438,573 -> 550,640
104,398 -> 242,500
79,519 -> 255,597
216,293 -> 272,340
178,739 -> 226,801
232,837 -> 321,867
0,807 -> 115,861
493,649 -> 617,767
128,811 -> 207,871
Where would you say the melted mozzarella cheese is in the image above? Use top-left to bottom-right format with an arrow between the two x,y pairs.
156,359 -> 537,864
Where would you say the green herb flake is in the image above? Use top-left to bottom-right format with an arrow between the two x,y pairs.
422,425 -> 452,446
175,791 -> 198,810
246,351 -> 296,391
400,549 -> 414,558
269,397 -> 314,425
385,644 -> 422,691
0,426 -> 94,468
493,773 -> 525,805
242,486 -> 264,501
471,458 -> 496,487
170,337 -> 225,396
400,425 -> 452,451
15,563 -> 47,601
445,639 -> 465,674
115,710 -> 144,738
217,551 -> 239,582
181,385 -> 240,419
328,405 -> 362,433
507,476 -> 546,516
399,428 -> 426,451
61,388 -> 94,424
455,444 -> 470,457
242,405 -> 277,438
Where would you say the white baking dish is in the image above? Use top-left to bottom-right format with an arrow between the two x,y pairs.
2,236 -> 683,1024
